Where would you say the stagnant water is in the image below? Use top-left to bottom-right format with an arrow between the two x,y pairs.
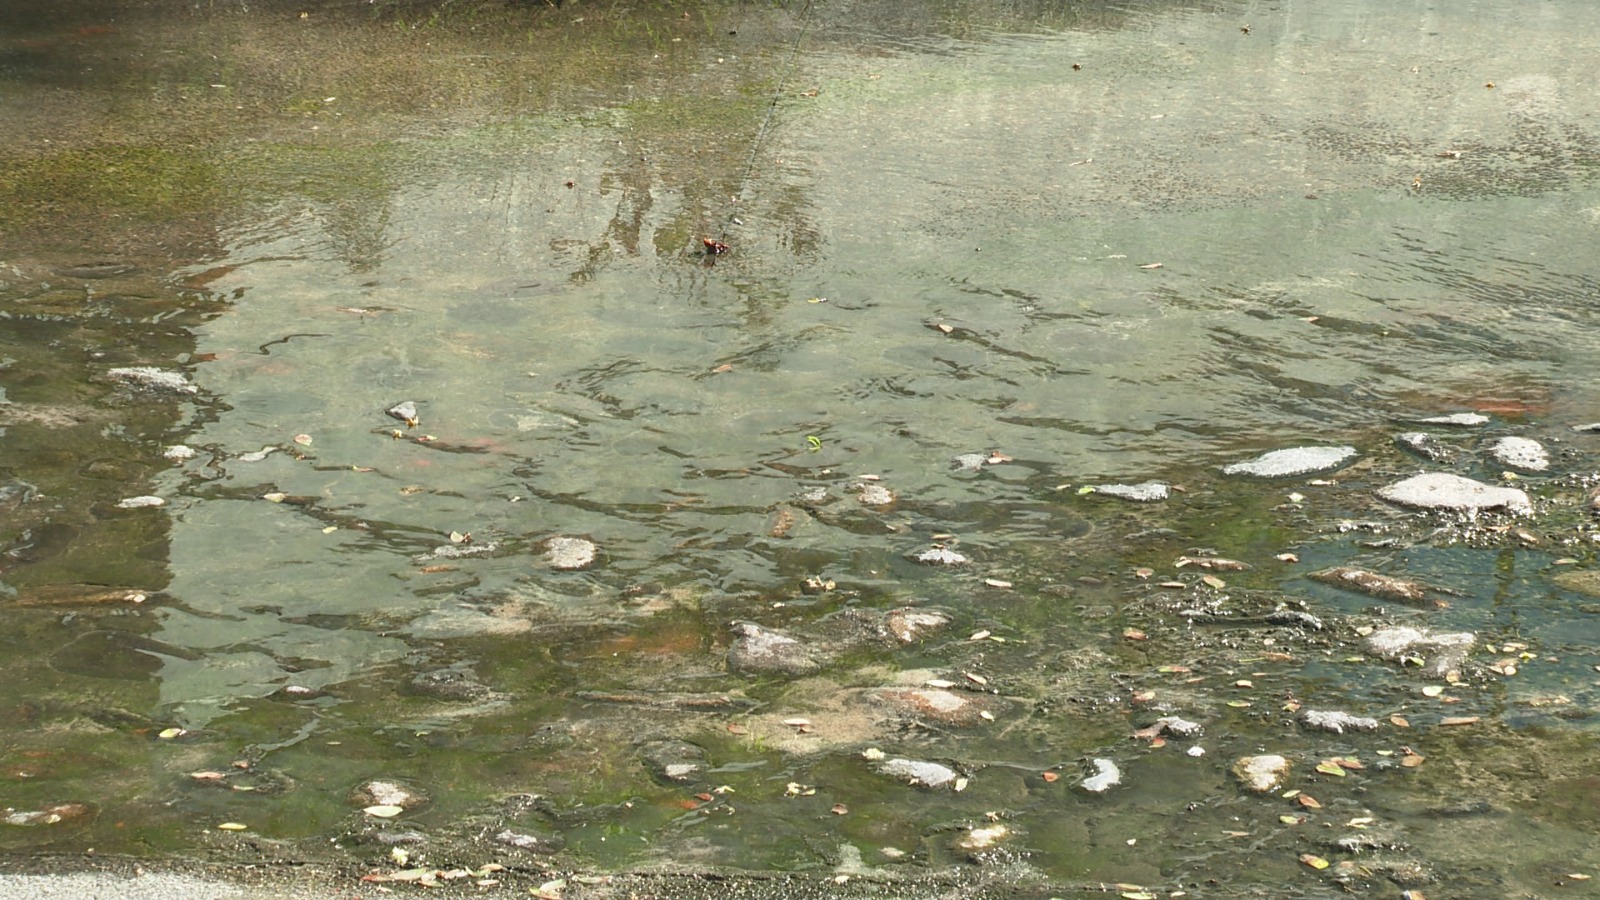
5,0 -> 1600,896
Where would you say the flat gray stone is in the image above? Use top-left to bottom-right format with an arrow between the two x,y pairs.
107,366 -> 197,394
1377,473 -> 1531,515
1221,446 -> 1356,478
1363,626 -> 1476,678
727,622 -> 820,676
912,547 -> 968,565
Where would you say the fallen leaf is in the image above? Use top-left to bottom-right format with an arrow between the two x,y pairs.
364,805 -> 405,818
1134,567 -> 1155,579
293,434 -> 313,446
984,578 -> 1013,588
1201,574 -> 1226,590
1123,628 -> 1148,641
1421,685 -> 1444,697
1401,754 -> 1425,768
781,718 -> 812,727
1139,262 -> 1164,269
965,672 -> 989,685
1389,715 -> 1410,728
1439,716 -> 1480,726
935,323 -> 954,334
1279,815 -> 1301,825
1227,700 -> 1252,708
1298,794 -> 1322,809
711,363 -> 734,373
968,630 -> 992,641
1300,853 -> 1330,870
216,822 -> 248,831
831,804 -> 849,815
1042,771 -> 1060,783
1315,761 -> 1347,777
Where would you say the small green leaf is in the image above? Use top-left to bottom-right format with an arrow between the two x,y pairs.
806,435 -> 823,451
1077,485 -> 1096,495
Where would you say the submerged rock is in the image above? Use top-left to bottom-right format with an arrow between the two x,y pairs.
1221,446 -> 1357,478
544,536 -> 597,570
882,608 -> 952,643
351,780 -> 427,810
115,495 -> 165,509
1135,716 -> 1203,739
106,366 -> 197,394
1394,432 -> 1456,464
1088,481 -> 1169,502
1233,754 -> 1290,793
1489,436 -> 1549,472
1417,412 -> 1489,427
912,547 -> 968,566
494,828 -> 565,854
957,823 -> 1010,850
1299,709 -> 1381,734
727,622 -> 820,676
1310,567 -> 1435,604
1376,473 -> 1531,515
877,757 -> 959,790
2,803 -> 93,826
855,482 -> 895,506
1363,626 -> 1475,678
873,687 -> 1008,727
408,668 -> 492,702
639,739 -> 708,784
1080,758 -> 1122,793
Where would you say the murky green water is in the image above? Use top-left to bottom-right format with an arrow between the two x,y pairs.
6,0 -> 1600,896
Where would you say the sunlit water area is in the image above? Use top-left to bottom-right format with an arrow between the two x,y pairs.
4,0 -> 1600,896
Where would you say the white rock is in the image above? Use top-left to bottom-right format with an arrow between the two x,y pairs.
1089,481 -> 1169,502
1080,758 -> 1121,793
878,758 -> 959,789
1489,436 -> 1549,472
1418,412 -> 1489,426
107,366 -> 197,394
163,445 -> 198,461
1377,473 -> 1531,515
116,495 -> 166,509
545,536 -> 597,570
1221,446 -> 1357,478
1232,754 -> 1290,793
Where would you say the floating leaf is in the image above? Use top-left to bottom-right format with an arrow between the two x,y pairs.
1401,754 -> 1425,768
158,727 -> 186,740
1298,794 -> 1322,809
984,578 -> 1013,589
1300,853 -> 1331,870
293,434 -> 313,446
1421,685 -> 1444,697
806,435 -> 823,451
925,679 -> 957,688
1077,485 -> 1096,495
1439,716 -> 1480,727
1134,567 -> 1155,579
968,630 -> 992,641
1120,893 -> 1156,900
1042,771 -> 1060,783
364,805 -> 405,818
1279,815 -> 1301,825
1157,665 -> 1191,674
1201,574 -> 1226,590
1390,715 -> 1410,728
1123,628 -> 1148,641
830,804 -> 849,815
216,822 -> 248,831
1227,700 -> 1252,708
964,672 -> 989,685
1315,761 -> 1347,777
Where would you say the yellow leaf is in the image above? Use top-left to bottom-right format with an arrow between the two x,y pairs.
216,822 -> 248,831
1299,853 -> 1330,869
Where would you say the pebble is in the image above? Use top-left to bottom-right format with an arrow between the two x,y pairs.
1488,436 -> 1549,472
1376,473 -> 1531,515
1220,446 -> 1357,478
1299,709 -> 1381,734
1088,481 -> 1169,502
856,483 -> 895,506
1232,754 -> 1290,793
1393,432 -> 1455,463
106,366 -> 197,394
727,622 -> 820,676
951,453 -> 988,472
1080,758 -> 1122,793
386,401 -> 420,425
1144,716 -> 1203,738
957,823 -> 1009,850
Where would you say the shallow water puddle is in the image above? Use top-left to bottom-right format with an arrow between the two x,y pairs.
5,0 -> 1600,896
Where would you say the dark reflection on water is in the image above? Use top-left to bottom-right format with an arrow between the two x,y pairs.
5,0 -> 1600,894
